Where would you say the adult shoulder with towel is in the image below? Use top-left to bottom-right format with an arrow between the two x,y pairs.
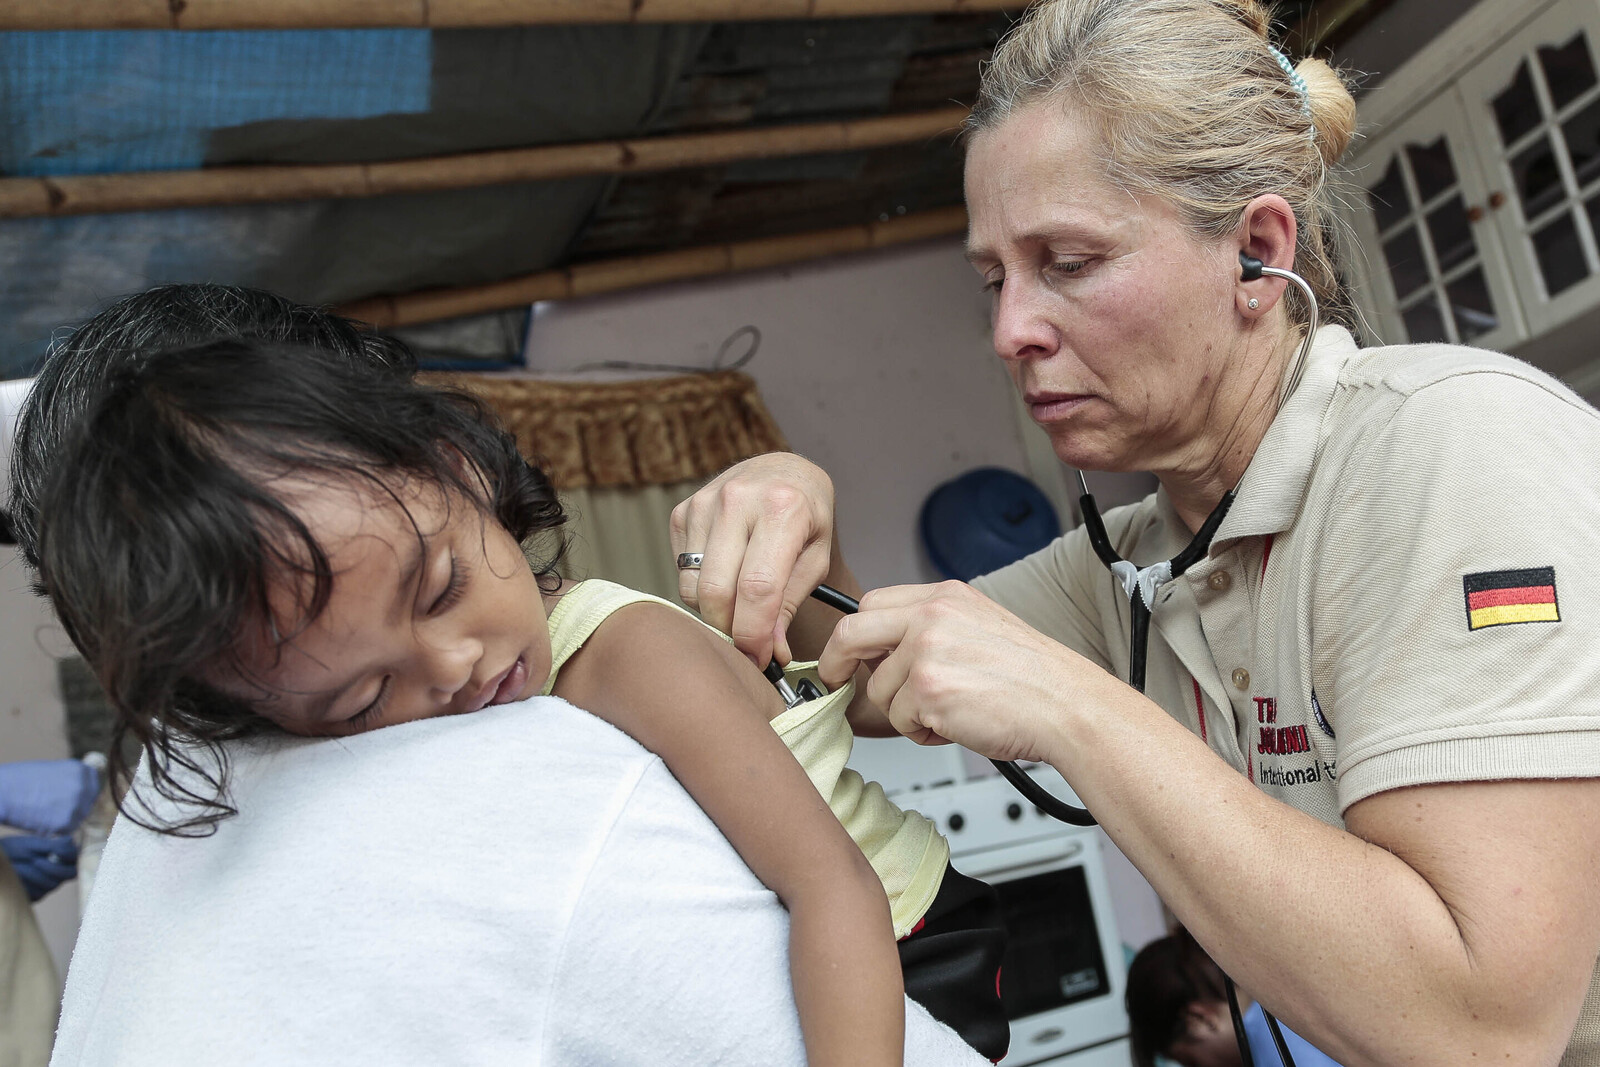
51,699 -> 986,1066
670,0 -> 1600,1064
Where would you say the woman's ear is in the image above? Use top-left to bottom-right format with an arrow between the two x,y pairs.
1235,194 -> 1298,319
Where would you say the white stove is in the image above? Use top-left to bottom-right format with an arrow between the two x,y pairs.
848,740 -> 1134,1066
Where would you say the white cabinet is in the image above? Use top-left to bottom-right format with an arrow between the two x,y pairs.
1345,0 -> 1600,367
1349,90 -> 1526,350
1460,0 -> 1600,331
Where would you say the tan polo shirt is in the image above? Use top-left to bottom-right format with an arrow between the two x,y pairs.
974,325 -> 1600,1063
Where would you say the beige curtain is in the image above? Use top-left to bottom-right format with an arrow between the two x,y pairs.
554,480 -> 703,601
430,370 -> 787,603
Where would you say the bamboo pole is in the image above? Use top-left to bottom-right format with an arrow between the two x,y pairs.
0,0 -> 1019,31
338,204 -> 968,328
0,107 -> 970,220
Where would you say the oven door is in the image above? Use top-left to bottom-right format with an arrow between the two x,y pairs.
955,832 -> 1129,1065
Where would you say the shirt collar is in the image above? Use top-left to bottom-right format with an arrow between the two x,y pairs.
1146,483 -> 1193,565
1211,325 -> 1356,549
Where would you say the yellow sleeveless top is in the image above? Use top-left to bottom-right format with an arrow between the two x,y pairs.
541,579 -> 948,937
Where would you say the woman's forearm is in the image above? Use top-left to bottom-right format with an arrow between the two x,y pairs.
1044,677 -> 1598,1067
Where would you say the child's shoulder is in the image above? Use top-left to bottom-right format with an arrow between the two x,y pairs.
551,579 -> 775,714
569,579 -> 728,654
549,578 -> 732,671
548,578 -> 703,638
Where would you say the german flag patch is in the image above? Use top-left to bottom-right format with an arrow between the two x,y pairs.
1464,567 -> 1560,631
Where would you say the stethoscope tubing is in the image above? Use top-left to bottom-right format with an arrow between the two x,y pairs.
805,583 -> 1101,824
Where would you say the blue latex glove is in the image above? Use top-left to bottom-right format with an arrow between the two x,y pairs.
1,835 -> 78,902
0,759 -> 100,836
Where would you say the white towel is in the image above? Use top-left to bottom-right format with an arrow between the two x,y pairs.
52,697 -> 988,1066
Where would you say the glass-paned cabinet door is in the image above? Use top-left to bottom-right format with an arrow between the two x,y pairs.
1345,91 -> 1524,351
1458,1 -> 1600,334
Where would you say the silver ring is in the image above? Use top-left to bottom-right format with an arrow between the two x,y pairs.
676,552 -> 704,570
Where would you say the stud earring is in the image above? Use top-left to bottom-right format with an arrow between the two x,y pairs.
1247,298 -> 1260,310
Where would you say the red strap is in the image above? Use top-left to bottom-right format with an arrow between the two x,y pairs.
1191,678 -> 1208,743
1251,535 -> 1274,786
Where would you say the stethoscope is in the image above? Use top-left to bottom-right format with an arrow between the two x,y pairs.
784,252 -> 1318,1067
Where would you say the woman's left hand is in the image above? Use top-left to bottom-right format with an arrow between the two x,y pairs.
818,581 -> 1115,765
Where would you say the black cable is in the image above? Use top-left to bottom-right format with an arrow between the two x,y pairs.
989,757 -> 1097,826
1128,593 -> 1151,693
1227,976 -> 1299,1067
1227,978 -> 1258,1067
1076,494 -> 1122,569
1170,490 -> 1236,575
809,584 -> 860,614
1263,1008 -> 1299,1067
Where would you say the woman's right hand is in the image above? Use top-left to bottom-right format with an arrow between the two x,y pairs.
670,453 -> 837,667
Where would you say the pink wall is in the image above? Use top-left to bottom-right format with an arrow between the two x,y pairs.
523,236 -> 1036,590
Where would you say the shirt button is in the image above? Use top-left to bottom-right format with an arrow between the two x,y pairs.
1231,668 -> 1251,690
1208,571 -> 1231,592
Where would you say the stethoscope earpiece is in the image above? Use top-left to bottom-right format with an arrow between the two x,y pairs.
1237,249 -> 1319,406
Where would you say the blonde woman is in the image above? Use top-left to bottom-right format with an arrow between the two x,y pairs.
672,1 -> 1600,1064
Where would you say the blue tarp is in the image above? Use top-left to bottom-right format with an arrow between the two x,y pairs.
0,31 -> 431,176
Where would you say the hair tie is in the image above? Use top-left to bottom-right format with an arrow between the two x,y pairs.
1267,43 -> 1316,137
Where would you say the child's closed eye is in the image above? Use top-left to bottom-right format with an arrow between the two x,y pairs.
428,555 -> 470,615
347,677 -> 392,729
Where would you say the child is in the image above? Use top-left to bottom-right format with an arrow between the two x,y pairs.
7,283 -> 412,580
21,312 -> 1006,1061
1125,929 -> 1343,1067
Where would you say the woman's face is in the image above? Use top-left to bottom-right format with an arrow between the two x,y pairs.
224,475 -> 554,737
964,101 -> 1244,475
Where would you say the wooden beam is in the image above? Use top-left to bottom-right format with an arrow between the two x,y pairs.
0,0 -> 1020,31
338,204 -> 968,328
0,106 -> 969,220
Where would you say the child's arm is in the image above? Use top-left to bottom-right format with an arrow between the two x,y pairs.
553,601 -> 905,1067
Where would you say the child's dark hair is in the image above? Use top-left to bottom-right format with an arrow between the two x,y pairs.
1125,929 -> 1231,1067
33,336 -> 566,836
8,284 -> 413,580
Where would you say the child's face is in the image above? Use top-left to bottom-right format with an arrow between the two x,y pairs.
225,475 -> 554,736
1166,999 -> 1244,1067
